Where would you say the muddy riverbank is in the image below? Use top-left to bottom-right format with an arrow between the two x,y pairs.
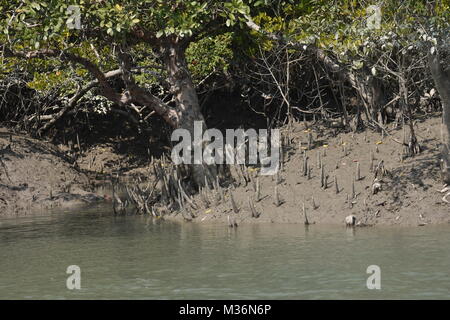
0,128 -> 104,216
1,116 -> 449,226
171,116 -> 450,227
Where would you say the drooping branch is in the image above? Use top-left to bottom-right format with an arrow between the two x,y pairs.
37,68 -> 124,132
117,47 -> 179,127
2,44 -> 179,128
2,46 -> 126,103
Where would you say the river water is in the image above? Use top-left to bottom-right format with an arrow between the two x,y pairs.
0,205 -> 449,299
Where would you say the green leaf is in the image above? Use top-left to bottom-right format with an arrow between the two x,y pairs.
30,2 -> 40,10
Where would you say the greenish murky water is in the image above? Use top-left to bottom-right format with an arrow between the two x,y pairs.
0,206 -> 449,299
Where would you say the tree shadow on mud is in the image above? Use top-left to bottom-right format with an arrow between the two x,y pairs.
386,156 -> 441,192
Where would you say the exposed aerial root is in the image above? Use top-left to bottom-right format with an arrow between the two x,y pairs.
443,193 -> 450,204
437,185 -> 450,204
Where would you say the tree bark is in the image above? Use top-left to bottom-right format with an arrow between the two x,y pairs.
429,51 -> 450,184
4,43 -> 218,189
161,37 -> 217,188
314,48 -> 385,128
